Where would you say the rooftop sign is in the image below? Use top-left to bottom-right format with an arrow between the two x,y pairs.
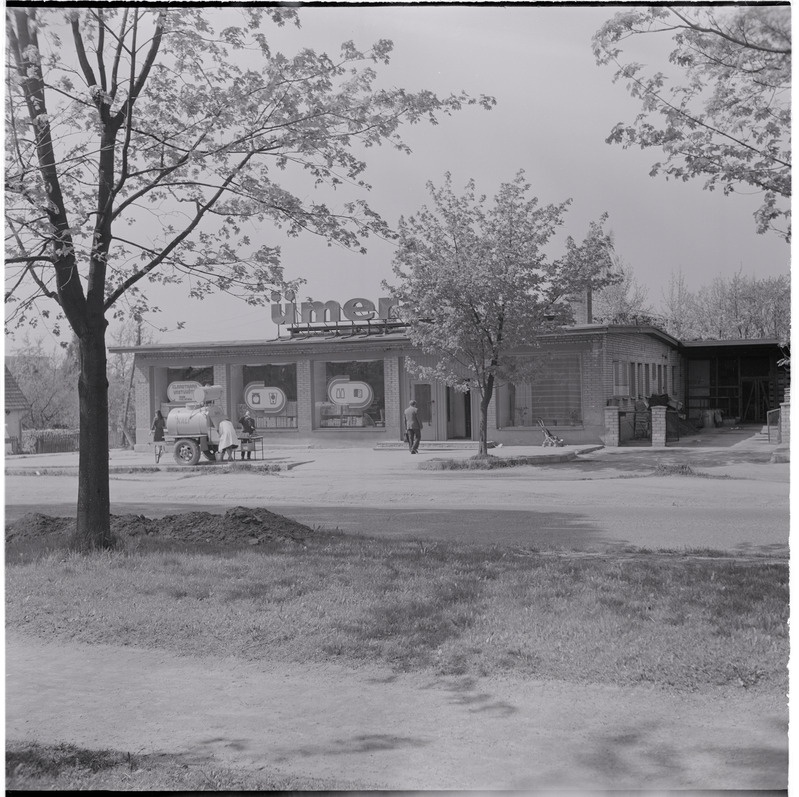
271,294 -> 401,326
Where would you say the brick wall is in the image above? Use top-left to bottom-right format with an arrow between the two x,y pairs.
603,406 -> 620,446
296,359 -> 313,435
384,356 -> 402,440
134,360 -> 151,449
213,364 -> 228,415
779,401 -> 790,445
605,332 -> 682,399
651,405 -> 667,447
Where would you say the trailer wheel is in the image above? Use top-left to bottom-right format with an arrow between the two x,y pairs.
173,438 -> 201,466
203,447 -> 217,462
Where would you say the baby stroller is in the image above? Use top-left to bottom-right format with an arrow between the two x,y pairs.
538,418 -> 565,447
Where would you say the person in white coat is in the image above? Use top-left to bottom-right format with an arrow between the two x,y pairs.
217,418 -> 239,462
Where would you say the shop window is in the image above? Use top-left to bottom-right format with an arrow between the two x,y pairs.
166,366 -> 214,386
612,360 -> 629,397
240,364 -> 298,429
163,366 -> 215,411
497,353 -> 582,427
313,360 -> 385,428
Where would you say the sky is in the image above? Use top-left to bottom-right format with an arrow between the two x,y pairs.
8,4 -> 791,350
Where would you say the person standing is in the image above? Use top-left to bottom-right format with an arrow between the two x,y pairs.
150,410 -> 166,463
404,398 -> 422,454
238,410 -> 256,460
217,418 -> 239,462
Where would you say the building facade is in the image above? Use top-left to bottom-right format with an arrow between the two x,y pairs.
116,317 -> 750,449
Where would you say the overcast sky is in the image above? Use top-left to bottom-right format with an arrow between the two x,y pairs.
17,4 -> 793,349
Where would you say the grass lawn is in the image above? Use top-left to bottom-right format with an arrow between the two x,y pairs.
6,531 -> 787,692
6,740 -> 359,791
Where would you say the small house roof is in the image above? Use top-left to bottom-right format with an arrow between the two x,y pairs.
4,366 -> 29,411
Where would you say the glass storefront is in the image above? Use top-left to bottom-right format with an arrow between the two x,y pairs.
239,363 -> 298,429
161,366 -> 215,414
313,359 -> 385,428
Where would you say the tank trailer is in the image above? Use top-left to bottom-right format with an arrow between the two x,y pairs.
165,385 -> 227,465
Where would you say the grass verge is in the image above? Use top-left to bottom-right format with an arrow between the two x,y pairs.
6,532 -> 787,692
6,740 -> 355,791
420,453 -> 572,470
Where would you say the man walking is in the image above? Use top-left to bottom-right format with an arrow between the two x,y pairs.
404,398 -> 422,454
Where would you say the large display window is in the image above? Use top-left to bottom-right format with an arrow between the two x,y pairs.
167,366 -> 214,385
161,365 -> 215,415
496,353 -> 582,428
239,363 -> 298,429
313,359 -> 385,429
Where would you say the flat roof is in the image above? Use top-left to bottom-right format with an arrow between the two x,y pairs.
679,338 -> 783,352
109,323 -> 682,355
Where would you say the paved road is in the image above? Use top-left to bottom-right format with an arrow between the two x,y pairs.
6,491 -> 787,555
5,434 -> 789,554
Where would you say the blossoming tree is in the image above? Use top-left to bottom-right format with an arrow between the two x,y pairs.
5,7 -> 493,549
387,172 -> 615,456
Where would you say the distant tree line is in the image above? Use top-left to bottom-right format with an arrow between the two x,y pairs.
593,265 -> 790,344
7,319 -> 148,438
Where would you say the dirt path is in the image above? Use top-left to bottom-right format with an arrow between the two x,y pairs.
6,632 -> 786,790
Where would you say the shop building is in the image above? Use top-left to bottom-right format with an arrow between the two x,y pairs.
112,297 -> 786,449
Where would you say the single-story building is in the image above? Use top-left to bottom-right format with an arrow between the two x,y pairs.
111,294 -> 788,450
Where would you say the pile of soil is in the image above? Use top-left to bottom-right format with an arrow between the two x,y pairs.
6,506 -> 315,546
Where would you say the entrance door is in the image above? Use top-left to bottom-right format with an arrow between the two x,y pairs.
741,378 -> 770,423
445,386 -> 472,439
411,381 -> 438,439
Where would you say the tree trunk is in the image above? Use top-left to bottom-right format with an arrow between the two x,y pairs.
477,374 -> 495,457
73,324 -> 113,550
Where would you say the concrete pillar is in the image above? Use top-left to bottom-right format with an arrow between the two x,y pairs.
603,405 -> 620,447
779,402 -> 790,445
651,405 -> 667,448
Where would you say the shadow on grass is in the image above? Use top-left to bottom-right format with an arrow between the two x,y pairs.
5,740 -> 352,791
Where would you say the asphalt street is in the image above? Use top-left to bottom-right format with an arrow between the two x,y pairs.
5,429 -> 789,555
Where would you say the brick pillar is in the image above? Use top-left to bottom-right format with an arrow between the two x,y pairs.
133,359 -> 151,449
651,405 -> 667,448
603,406 -> 620,447
296,359 -> 313,435
383,356 -> 402,441
779,402 -> 790,445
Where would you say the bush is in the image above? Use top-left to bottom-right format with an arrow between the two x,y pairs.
21,428 -> 81,455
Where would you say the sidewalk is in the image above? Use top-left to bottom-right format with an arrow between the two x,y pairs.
6,632 -> 787,791
4,442 -> 603,472
3,424 -> 781,472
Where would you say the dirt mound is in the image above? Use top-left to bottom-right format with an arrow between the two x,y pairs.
6,507 -> 314,546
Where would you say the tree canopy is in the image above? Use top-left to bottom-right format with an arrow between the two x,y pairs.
386,171 -> 615,455
4,7 -> 493,548
593,6 -> 791,242
592,256 -> 654,326
6,7 -> 494,334
660,269 -> 790,343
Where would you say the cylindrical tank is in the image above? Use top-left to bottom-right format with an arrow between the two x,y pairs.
193,385 -> 223,404
166,403 -> 224,438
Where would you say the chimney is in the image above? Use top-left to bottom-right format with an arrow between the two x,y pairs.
570,285 -> 593,325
